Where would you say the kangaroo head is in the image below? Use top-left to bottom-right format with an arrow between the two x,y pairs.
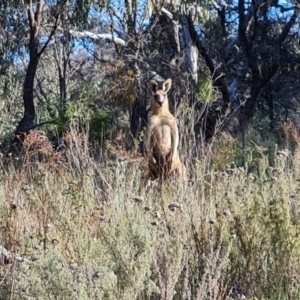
148,78 -> 172,108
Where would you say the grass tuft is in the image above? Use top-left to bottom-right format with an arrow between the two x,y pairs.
1,129 -> 300,299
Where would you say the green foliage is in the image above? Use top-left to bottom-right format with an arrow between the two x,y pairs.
55,82 -> 122,141
195,76 -> 216,102
89,107 -> 120,141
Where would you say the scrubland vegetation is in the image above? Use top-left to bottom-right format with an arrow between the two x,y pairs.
1,0 -> 300,298
1,123 -> 300,300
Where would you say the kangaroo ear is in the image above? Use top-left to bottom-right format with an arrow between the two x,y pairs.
148,80 -> 158,93
162,78 -> 172,93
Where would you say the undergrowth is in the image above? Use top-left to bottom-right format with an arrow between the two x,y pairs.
1,128 -> 300,299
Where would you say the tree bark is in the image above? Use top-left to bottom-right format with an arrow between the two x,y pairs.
8,2 -> 41,155
8,0 -> 59,155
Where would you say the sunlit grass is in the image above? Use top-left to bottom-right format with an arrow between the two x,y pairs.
1,130 -> 300,299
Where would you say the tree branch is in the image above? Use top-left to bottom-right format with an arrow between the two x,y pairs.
238,0 -> 249,50
187,15 -> 229,104
181,16 -> 198,81
28,0 -> 35,28
161,7 -> 173,19
68,30 -> 126,46
37,14 -> 59,58
35,0 -> 44,26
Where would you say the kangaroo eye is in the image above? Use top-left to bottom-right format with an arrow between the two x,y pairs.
154,95 -> 160,102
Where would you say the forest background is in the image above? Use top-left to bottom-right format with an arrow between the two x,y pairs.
1,0 -> 300,299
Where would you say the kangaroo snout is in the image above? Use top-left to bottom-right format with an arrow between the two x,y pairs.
154,94 -> 164,106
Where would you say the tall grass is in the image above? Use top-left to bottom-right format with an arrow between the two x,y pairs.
1,128 -> 300,299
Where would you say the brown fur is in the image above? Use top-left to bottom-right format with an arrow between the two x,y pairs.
145,78 -> 186,180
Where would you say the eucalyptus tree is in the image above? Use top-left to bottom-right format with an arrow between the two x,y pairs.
170,0 -> 299,140
3,0 -> 300,154
72,0 -> 300,141
3,0 -> 108,154
4,0 -> 60,154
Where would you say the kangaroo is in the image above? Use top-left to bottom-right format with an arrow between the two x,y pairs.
145,78 -> 186,180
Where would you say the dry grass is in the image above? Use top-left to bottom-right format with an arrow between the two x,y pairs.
1,129 -> 300,299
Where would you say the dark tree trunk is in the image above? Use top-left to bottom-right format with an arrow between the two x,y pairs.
130,95 -> 148,138
57,62 -> 67,110
8,7 -> 40,155
9,58 -> 39,154
56,27 -> 69,111
125,0 -> 146,142
129,63 -> 146,140
8,0 -> 59,155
